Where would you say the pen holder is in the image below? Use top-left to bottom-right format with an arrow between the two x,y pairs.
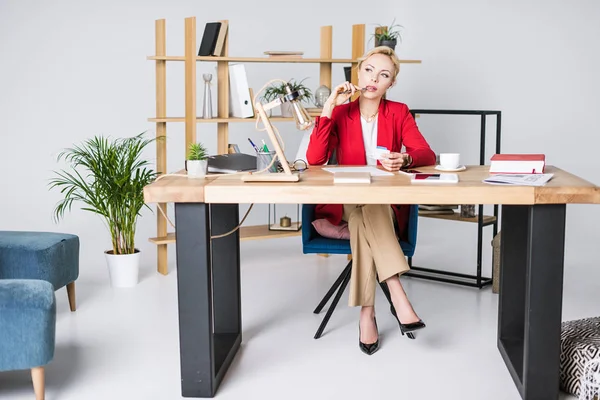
257,151 -> 279,173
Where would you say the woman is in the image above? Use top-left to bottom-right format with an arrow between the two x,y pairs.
306,46 -> 436,355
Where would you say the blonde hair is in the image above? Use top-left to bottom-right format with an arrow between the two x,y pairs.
356,46 -> 401,82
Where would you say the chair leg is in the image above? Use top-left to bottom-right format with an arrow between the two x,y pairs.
378,280 -> 394,312
66,281 -> 76,312
314,265 -> 352,339
31,366 -> 45,400
314,261 -> 352,314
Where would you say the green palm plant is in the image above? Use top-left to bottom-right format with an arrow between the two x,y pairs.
49,132 -> 159,255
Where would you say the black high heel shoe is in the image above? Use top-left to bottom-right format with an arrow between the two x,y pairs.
358,317 -> 380,355
390,305 -> 426,340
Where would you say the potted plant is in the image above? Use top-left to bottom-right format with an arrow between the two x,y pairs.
186,142 -> 209,179
49,133 -> 159,288
261,78 -> 313,117
374,19 -> 403,50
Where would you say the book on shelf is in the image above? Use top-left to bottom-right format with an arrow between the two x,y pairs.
198,22 -> 221,56
418,205 -> 458,211
212,20 -> 228,56
489,154 -> 545,174
418,209 -> 456,215
263,51 -> 304,58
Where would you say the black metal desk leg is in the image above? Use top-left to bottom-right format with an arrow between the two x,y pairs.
174,203 -> 242,398
498,204 -> 566,400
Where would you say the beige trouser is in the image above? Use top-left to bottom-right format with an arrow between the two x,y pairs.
343,204 -> 411,307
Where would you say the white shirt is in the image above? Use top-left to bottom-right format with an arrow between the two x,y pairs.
361,116 -> 378,166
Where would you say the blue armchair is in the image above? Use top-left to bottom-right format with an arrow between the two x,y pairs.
0,231 -> 79,311
302,204 -> 419,339
0,279 -> 56,400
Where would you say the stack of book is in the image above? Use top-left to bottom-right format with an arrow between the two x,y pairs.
489,154 -> 545,174
263,51 -> 304,58
418,205 -> 458,215
486,154 -> 553,186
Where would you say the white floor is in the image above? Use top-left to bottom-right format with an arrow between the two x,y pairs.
0,237 -> 595,400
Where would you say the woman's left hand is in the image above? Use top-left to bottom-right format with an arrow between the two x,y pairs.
380,152 -> 411,171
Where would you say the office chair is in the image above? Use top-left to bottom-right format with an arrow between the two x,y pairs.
302,204 -> 419,339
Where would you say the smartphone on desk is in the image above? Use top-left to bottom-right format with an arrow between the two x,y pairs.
411,173 -> 459,184
398,169 -> 422,175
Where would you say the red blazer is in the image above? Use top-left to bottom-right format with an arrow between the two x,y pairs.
306,99 -> 436,240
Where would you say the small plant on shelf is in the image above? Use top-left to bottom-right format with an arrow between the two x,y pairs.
186,142 -> 209,179
261,78 -> 313,117
261,78 -> 313,104
373,18 -> 403,50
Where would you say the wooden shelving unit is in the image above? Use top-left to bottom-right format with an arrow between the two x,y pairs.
148,224 -> 302,245
148,17 -> 422,274
419,212 -> 497,225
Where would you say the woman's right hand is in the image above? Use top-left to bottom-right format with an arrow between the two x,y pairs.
321,82 -> 359,118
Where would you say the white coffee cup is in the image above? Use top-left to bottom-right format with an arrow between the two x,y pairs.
439,153 -> 460,169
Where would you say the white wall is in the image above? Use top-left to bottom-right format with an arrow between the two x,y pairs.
1,0 -> 598,280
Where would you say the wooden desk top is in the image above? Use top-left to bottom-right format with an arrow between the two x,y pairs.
143,166 -> 600,205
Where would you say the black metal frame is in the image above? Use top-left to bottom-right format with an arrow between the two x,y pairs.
498,204 -> 566,399
407,109 -> 502,288
172,200 -> 569,399
174,203 -> 242,398
312,261 -> 406,340
312,261 -> 352,339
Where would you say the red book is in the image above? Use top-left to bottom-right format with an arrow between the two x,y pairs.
489,154 -> 545,174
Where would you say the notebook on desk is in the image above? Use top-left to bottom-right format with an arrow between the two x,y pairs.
207,153 -> 257,174
333,172 -> 371,184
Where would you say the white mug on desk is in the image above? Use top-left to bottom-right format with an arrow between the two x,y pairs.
439,153 -> 460,169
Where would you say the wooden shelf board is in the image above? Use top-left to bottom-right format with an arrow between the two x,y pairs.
419,212 -> 497,224
239,224 -> 302,240
148,55 -> 421,64
149,117 -> 297,123
149,233 -> 176,245
148,224 -> 301,245
148,56 -> 185,61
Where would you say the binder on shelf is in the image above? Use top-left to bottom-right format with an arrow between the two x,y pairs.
198,22 -> 221,56
208,153 -> 257,174
229,63 -> 254,118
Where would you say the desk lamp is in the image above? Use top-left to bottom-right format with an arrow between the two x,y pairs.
242,79 -> 314,182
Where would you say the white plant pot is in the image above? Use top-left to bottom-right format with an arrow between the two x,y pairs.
187,159 -> 208,179
280,102 -> 293,117
105,250 -> 141,288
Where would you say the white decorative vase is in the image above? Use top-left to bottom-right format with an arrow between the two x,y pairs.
187,159 -> 208,179
105,250 -> 141,288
